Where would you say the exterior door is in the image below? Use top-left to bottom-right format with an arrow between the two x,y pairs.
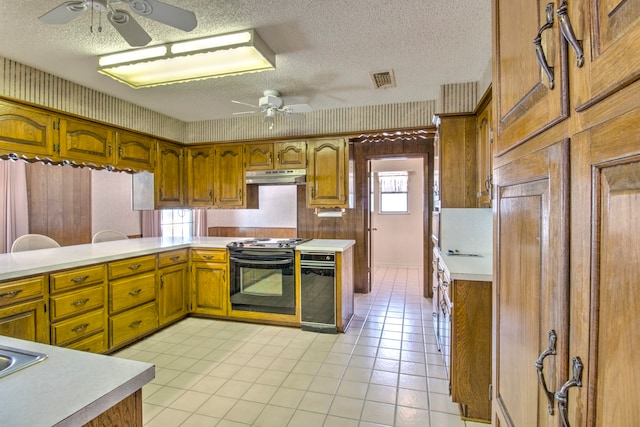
493,0 -> 568,155
493,140 -> 569,427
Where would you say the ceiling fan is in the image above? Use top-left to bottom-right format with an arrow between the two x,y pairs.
232,90 -> 313,129
38,0 -> 197,47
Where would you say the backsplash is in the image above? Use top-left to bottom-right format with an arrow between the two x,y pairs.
439,208 -> 492,255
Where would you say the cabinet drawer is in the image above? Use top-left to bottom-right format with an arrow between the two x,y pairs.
110,302 -> 158,348
50,265 -> 105,293
64,332 -> 106,354
50,285 -> 104,322
158,249 -> 188,267
109,272 -> 156,314
0,276 -> 45,307
191,249 -> 227,263
108,255 -> 156,279
51,309 -> 104,346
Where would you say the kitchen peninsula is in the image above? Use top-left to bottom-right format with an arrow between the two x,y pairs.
0,237 -> 355,356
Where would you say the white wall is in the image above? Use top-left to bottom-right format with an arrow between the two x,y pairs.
206,185 -> 297,227
91,170 -> 141,237
371,158 -> 424,267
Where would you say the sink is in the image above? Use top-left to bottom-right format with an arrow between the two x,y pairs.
0,345 -> 47,379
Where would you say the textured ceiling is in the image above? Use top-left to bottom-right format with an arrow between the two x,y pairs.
0,0 -> 491,122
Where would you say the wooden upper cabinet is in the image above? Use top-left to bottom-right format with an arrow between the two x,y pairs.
476,92 -> 493,208
186,145 -> 214,207
58,117 -> 115,167
115,130 -> 155,172
434,114 -> 477,208
493,0 -> 568,155
245,140 -> 307,171
155,141 -> 184,208
275,140 -> 306,169
245,143 -> 273,171
214,143 -> 245,208
306,137 -> 348,207
568,0 -> 640,111
0,99 -> 56,158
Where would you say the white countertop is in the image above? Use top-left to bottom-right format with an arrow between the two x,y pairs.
297,239 -> 355,252
0,336 -> 154,427
439,250 -> 492,282
0,237 -> 356,281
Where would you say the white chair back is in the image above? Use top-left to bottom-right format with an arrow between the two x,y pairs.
92,230 -> 129,243
11,234 -> 61,252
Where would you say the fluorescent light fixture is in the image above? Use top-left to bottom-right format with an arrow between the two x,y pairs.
98,29 -> 275,88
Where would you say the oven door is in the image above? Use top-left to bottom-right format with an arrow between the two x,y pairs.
229,250 -> 296,315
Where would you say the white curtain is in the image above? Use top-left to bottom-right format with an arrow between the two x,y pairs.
193,209 -> 208,237
0,160 -> 29,253
141,210 -> 162,237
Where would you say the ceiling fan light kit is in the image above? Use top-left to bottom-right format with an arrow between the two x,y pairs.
97,29 -> 276,88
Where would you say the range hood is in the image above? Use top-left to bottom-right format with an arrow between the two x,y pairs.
246,169 -> 306,185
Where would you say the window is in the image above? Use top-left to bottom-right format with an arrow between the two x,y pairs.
378,171 -> 409,214
161,209 -> 193,238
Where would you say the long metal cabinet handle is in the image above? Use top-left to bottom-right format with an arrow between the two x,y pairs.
534,329 -> 557,414
533,3 -> 556,89
555,356 -> 583,427
557,0 -> 584,67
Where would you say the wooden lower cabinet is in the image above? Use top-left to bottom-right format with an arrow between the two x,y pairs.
0,276 -> 48,344
82,389 -> 143,427
158,250 -> 189,326
110,302 -> 158,348
450,279 -> 491,422
191,249 -> 228,316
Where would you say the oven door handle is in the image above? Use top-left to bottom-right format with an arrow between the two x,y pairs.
230,257 -> 293,266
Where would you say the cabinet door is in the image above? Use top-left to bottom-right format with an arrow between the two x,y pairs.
115,130 -> 155,171
186,146 -> 214,207
275,140 -> 306,169
476,97 -> 493,208
493,140 -> 569,427
245,143 -> 273,171
192,262 -> 227,316
437,114 -> 477,208
306,138 -> 348,207
158,263 -> 188,326
0,300 -> 48,344
570,0 -> 640,110
155,141 -> 185,207
59,117 -> 114,167
214,144 -> 245,208
0,100 -> 56,157
493,0 -> 568,154
568,112 -> 640,427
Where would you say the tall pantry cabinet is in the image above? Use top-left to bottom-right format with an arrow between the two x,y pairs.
492,1 -> 640,427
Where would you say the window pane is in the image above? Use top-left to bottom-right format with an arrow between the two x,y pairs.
160,209 -> 194,237
380,193 -> 408,212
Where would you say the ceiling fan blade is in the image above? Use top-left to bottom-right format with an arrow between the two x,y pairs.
232,100 -> 259,109
232,111 -> 258,116
284,104 -> 313,113
107,9 -> 152,46
39,1 -> 89,24
123,0 -> 197,32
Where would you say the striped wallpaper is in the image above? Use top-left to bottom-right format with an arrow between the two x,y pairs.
1,56 -> 479,144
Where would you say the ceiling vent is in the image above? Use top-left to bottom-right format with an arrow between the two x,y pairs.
370,69 -> 396,89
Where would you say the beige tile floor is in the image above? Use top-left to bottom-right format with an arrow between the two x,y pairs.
114,266 -> 488,427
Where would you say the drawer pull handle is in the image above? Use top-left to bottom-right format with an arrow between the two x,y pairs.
170,256 -> 181,261
71,275 -> 90,283
71,298 -> 90,307
129,288 -> 143,296
555,356 -> 583,427
72,323 -> 89,333
535,329 -> 557,414
533,3 -> 556,89
203,255 -> 213,260
129,320 -> 143,329
128,263 -> 142,270
0,289 -> 23,298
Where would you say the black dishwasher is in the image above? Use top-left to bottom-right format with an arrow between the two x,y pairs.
300,251 -> 337,333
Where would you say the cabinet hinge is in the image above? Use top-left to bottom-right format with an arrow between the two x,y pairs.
53,118 -> 60,130
44,303 -> 47,313
489,383 -> 493,401
489,128 -> 494,144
